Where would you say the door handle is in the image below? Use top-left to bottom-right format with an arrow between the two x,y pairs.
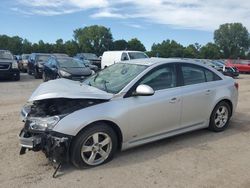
169,97 -> 177,103
205,90 -> 211,95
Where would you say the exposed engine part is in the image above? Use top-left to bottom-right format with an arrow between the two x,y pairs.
19,128 -> 72,165
28,98 -> 107,117
52,163 -> 62,178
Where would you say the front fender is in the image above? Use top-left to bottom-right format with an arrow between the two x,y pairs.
53,99 -> 128,138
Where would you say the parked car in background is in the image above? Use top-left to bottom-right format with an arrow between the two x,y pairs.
226,59 -> 250,73
27,53 -> 51,78
42,56 -> 93,82
75,53 -> 101,69
210,60 -> 239,78
194,59 -> 239,78
18,54 -> 30,72
74,56 -> 99,72
19,58 -> 238,168
101,50 -> 149,69
0,50 -> 20,80
52,53 -> 69,58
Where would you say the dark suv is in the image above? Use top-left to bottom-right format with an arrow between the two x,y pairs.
27,53 -> 51,78
0,50 -> 20,81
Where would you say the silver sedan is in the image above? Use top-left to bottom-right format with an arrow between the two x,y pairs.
19,58 -> 238,168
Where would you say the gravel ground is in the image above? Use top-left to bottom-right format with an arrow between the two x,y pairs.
0,73 -> 250,188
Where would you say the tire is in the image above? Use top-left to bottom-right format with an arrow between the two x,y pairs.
27,67 -> 32,75
209,101 -> 231,132
34,68 -> 39,79
13,73 -> 20,81
42,72 -> 47,82
70,123 -> 118,169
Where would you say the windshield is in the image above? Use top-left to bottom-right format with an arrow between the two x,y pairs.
21,54 -> 29,60
0,51 -> 13,60
83,53 -> 98,59
37,55 -> 50,62
58,58 -> 85,68
53,54 -> 68,58
128,52 -> 148,60
84,63 -> 148,94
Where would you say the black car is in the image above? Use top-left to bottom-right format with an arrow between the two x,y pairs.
27,53 -> 51,78
0,50 -> 20,81
42,56 -> 93,82
75,53 -> 101,69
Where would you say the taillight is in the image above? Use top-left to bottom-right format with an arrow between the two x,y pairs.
234,82 -> 239,90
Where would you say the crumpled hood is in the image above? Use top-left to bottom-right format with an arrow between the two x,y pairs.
29,78 -> 113,102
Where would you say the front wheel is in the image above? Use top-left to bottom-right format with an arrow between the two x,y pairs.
42,72 -> 47,82
27,67 -> 32,75
70,123 -> 118,168
34,68 -> 39,79
209,101 -> 231,132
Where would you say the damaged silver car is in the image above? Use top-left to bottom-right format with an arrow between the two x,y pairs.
19,58 -> 238,169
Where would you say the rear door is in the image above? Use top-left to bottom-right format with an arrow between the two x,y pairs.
179,63 -> 221,128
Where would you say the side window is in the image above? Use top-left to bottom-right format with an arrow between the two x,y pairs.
139,64 -> 177,91
204,69 -> 221,82
46,58 -> 52,67
121,53 -> 129,61
181,64 -> 221,85
30,54 -> 34,61
51,59 -> 57,67
181,65 -> 206,85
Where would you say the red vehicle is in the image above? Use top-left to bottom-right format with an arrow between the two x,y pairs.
226,59 -> 250,73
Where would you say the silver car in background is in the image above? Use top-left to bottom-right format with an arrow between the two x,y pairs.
19,58 -> 238,168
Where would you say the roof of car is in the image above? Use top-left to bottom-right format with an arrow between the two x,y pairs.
31,53 -> 51,55
126,57 -> 199,66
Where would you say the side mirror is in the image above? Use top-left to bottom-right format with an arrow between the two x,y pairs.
134,84 -> 154,96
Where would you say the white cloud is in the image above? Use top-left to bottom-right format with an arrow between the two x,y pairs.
13,0 -> 250,31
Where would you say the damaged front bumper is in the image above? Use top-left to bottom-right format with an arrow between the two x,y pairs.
19,123 -> 72,164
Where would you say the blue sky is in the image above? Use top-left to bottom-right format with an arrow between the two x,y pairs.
0,0 -> 249,50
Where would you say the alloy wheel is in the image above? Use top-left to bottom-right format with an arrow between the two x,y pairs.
214,106 -> 229,128
81,132 -> 112,166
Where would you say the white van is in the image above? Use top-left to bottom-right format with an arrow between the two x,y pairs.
101,51 -> 148,69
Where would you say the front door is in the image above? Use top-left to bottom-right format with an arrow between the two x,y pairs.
125,63 -> 182,143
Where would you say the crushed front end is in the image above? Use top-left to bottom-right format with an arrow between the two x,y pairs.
19,123 -> 72,164
18,98 -> 106,164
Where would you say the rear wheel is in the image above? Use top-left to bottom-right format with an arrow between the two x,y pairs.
209,101 -> 231,132
70,123 -> 118,168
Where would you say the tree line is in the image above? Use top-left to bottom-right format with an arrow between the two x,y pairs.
0,23 -> 249,59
